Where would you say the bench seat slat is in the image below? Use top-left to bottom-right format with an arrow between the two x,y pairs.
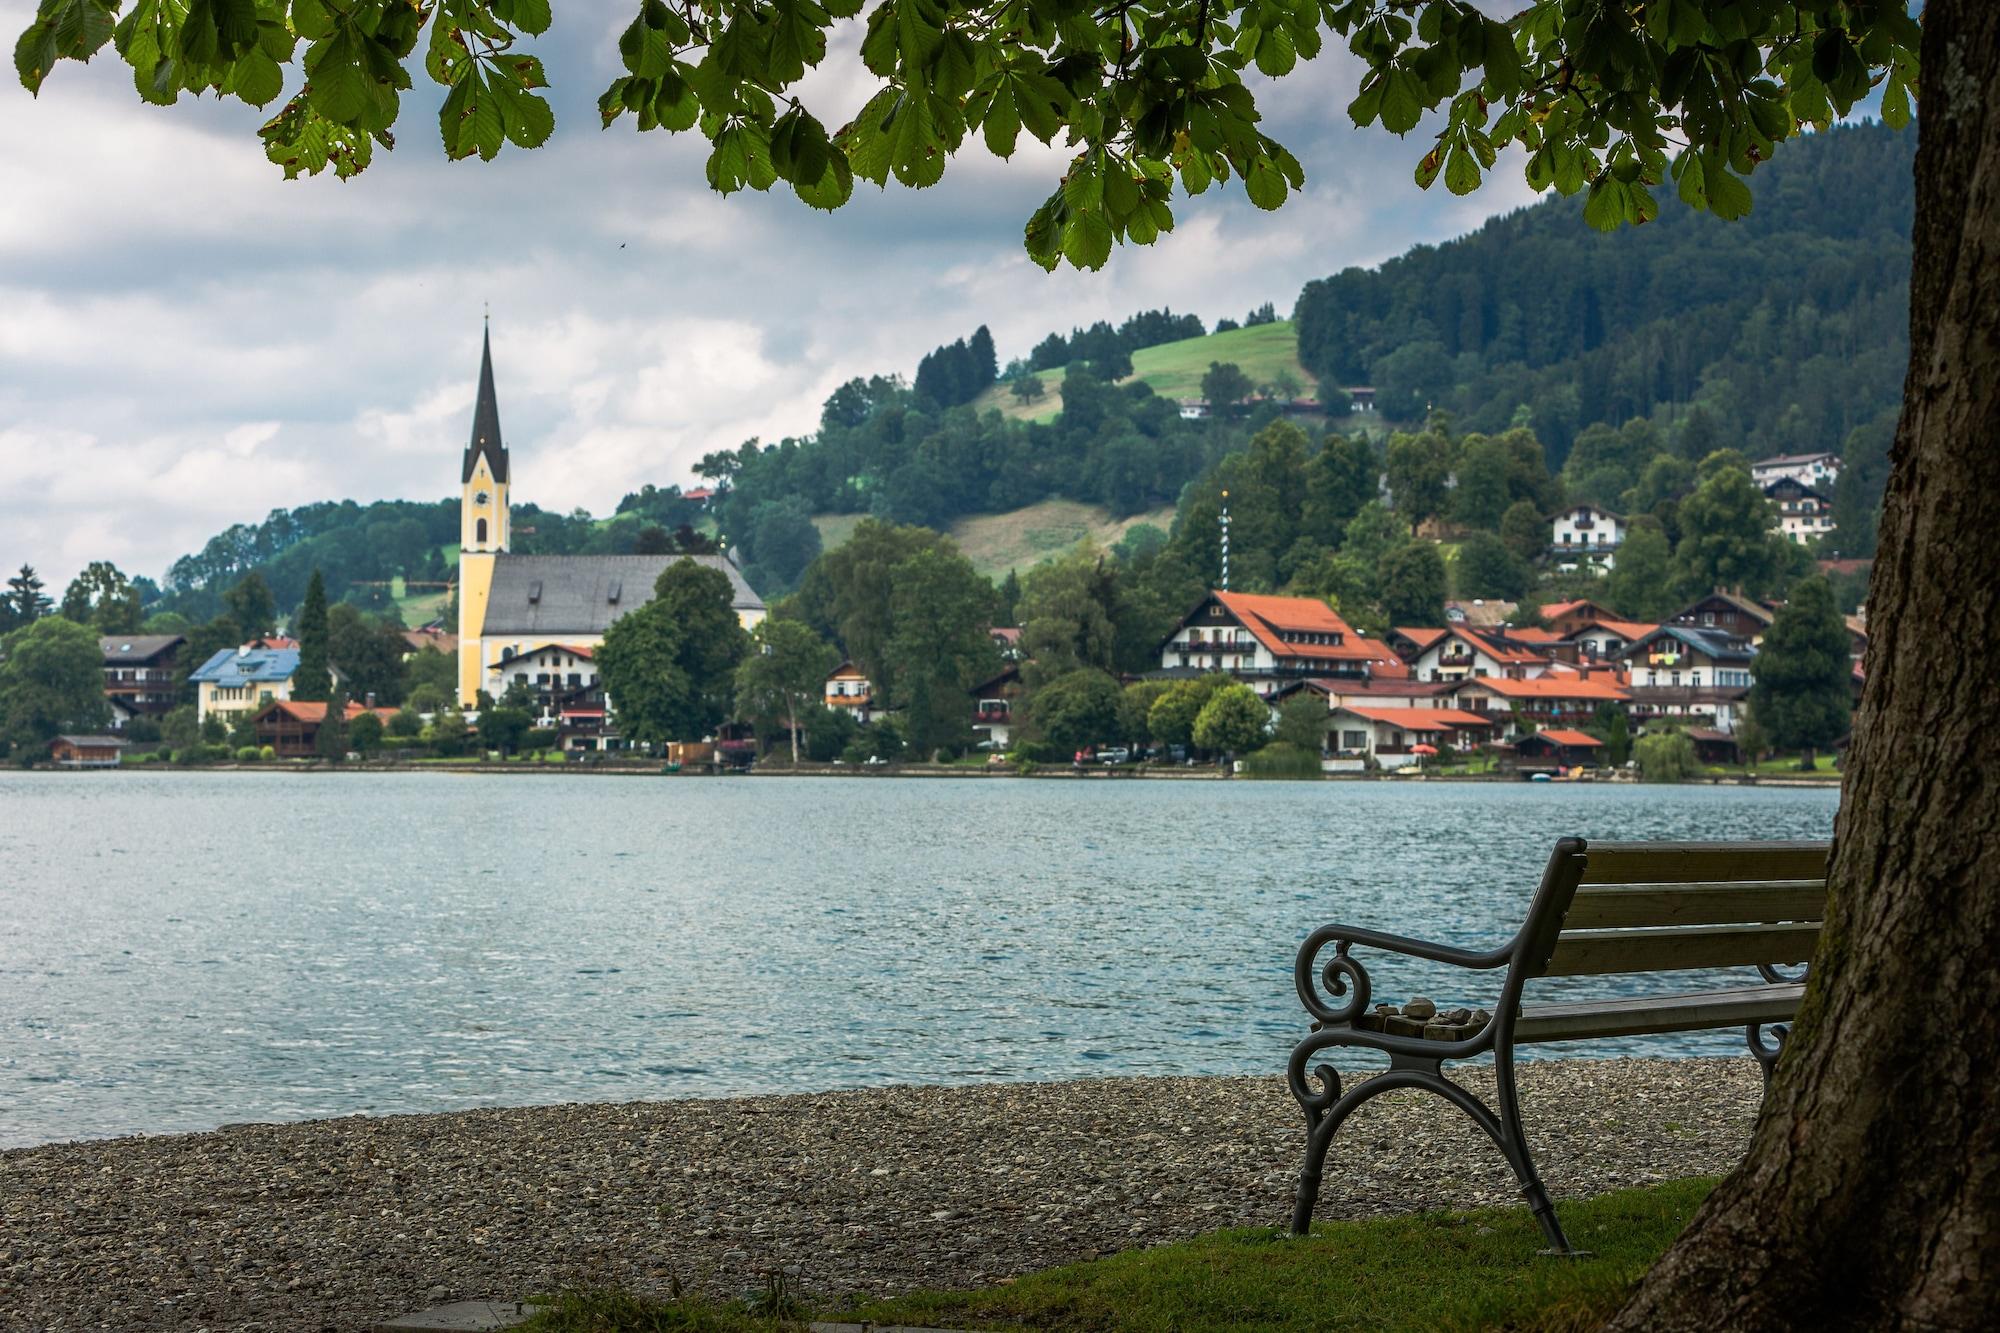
1541,922 -> 1820,976
1516,983 -> 1804,1042
1564,881 -> 1826,929
1580,842 -> 1829,886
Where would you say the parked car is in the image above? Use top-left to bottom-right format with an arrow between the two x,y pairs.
1098,746 -> 1131,765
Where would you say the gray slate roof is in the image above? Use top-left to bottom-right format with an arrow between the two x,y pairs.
99,634 -> 184,663
480,554 -> 763,637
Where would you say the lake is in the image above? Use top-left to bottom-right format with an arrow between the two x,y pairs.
0,772 -> 1838,1148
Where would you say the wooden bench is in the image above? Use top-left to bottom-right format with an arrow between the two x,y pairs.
1286,837 -> 1828,1254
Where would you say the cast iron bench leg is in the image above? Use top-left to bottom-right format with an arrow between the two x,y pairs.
1288,1042 -> 1578,1255
1747,1021 -> 1789,1097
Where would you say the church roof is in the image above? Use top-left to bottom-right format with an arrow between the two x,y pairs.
480,554 -> 764,636
462,324 -> 509,484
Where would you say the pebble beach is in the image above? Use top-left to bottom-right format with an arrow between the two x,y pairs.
0,1058 -> 1762,1331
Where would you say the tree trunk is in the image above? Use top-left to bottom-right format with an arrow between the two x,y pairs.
788,697 -> 799,766
1612,7 -> 2000,1327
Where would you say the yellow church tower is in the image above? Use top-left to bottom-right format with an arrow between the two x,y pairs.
456,323 -> 511,706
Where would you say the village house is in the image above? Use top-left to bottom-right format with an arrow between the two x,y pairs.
1550,504 -> 1626,571
1158,591 -> 1401,695
48,734 -> 128,768
99,634 -> 183,728
186,645 -> 338,728
1268,676 -> 1459,713
549,680 -> 618,751
1671,590 -> 1775,644
491,642 -> 596,718
251,700 -> 401,758
1751,450 -> 1842,490
1448,675 -> 1632,737
969,665 -> 1021,750
1324,706 -> 1500,770
1765,475 -> 1837,544
824,662 -> 878,724
1502,729 -> 1607,772
1548,613 -> 1658,665
1623,624 -> 1757,732
988,626 -> 1023,659
1387,625 -> 1552,683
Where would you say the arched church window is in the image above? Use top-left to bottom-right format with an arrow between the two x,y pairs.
476,518 -> 488,544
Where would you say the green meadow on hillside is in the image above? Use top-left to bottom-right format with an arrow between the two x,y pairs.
971,319 -> 1315,423
814,499 -> 1174,581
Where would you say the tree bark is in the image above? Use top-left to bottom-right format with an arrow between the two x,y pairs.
1612,7 -> 2000,1327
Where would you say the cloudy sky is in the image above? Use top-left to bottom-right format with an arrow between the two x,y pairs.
0,4 -> 1537,590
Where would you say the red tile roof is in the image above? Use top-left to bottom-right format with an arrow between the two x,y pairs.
1456,677 -> 1632,701
1392,627 -> 1449,652
1306,677 -> 1456,698
1336,706 -> 1499,730
260,701 -> 398,723
1213,591 -> 1400,664
1537,729 -> 1604,747
1505,626 -> 1561,643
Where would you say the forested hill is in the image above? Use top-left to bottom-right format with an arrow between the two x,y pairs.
1295,120 -> 1911,464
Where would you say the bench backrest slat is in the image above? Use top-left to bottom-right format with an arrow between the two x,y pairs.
1579,841 -> 1829,885
1538,922 -> 1821,976
1563,881 -> 1826,930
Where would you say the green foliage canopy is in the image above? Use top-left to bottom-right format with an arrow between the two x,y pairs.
17,3 -> 1915,270
1749,575 -> 1853,758
1192,681 -> 1269,758
0,615 -> 110,751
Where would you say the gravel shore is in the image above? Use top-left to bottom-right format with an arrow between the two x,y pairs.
0,1058 -> 1760,1332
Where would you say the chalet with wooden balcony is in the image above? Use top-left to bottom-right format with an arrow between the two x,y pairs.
1502,729 -> 1607,772
1670,590 -> 1775,644
1158,591 -> 1401,695
825,661 -> 879,723
99,634 -> 184,725
251,700 -> 399,758
1550,504 -> 1627,571
1764,475 -> 1837,545
493,642 -> 597,721
1388,625 -> 1554,683
1624,625 -> 1757,733
969,665 -> 1021,749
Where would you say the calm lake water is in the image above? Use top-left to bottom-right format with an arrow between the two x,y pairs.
0,772 -> 1838,1148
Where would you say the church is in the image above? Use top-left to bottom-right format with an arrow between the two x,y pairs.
455,327 -> 766,708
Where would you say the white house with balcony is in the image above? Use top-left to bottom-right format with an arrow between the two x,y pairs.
1157,590 -> 1402,694
1550,504 -> 1627,571
825,661 -> 879,724
1751,451 -> 1842,490
1764,476 -> 1837,545
1386,626 -> 1553,683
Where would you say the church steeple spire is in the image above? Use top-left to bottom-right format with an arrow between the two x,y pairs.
462,321 -> 509,483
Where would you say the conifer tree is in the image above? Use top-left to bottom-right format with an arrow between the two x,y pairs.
292,570 -> 331,703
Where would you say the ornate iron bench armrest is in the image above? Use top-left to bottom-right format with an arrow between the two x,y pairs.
1293,922 -> 1514,1028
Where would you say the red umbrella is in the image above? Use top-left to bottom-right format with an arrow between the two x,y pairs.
1411,743 -> 1439,756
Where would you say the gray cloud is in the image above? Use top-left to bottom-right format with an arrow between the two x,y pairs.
0,4 -> 1535,590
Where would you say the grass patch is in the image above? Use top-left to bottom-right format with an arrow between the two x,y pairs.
521,1179 -> 1712,1333
948,500 -> 1176,578
969,321 -> 1313,422
1125,319 -> 1311,400
814,499 -> 1175,580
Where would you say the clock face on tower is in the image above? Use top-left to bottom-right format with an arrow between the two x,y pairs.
474,490 -> 490,506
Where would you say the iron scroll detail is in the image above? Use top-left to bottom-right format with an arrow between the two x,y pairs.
1295,930 -> 1372,1026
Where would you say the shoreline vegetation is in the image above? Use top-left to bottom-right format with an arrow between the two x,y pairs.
28,758 -> 1844,786
0,1060 -> 1762,1332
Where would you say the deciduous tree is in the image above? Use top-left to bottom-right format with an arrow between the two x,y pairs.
1026,668 -> 1122,753
597,560 -> 749,744
735,618 -> 840,765
0,616 -> 109,752
1192,682 -> 1268,759
1672,465 -> 1781,600
1200,362 -> 1256,415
